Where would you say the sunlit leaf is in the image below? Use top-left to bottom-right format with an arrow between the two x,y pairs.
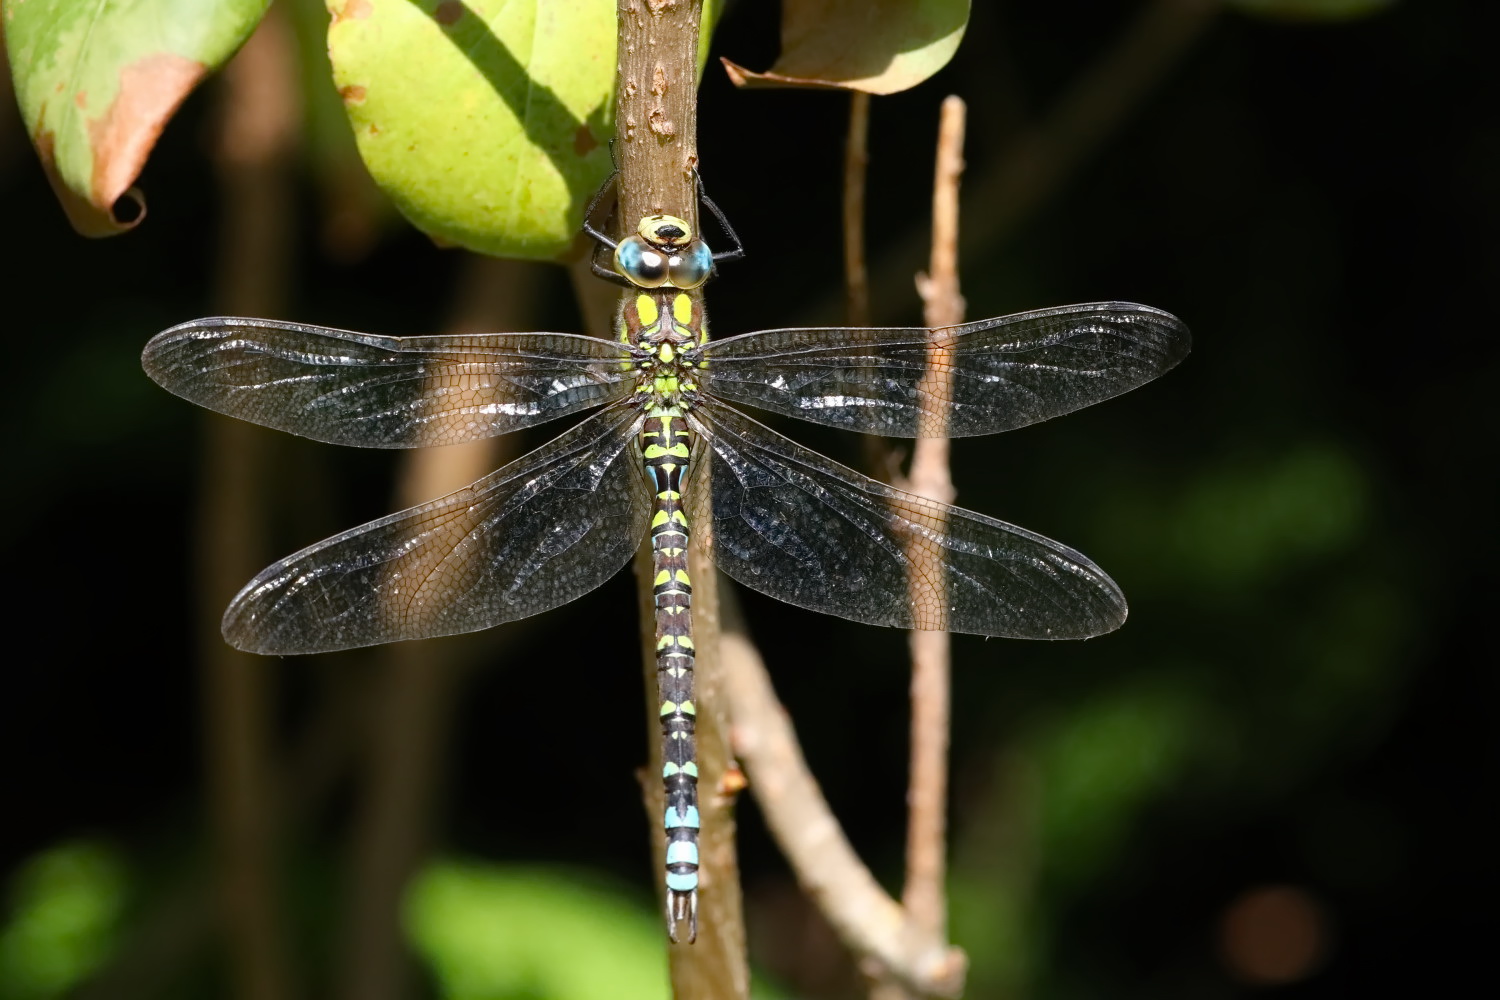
4,0 -> 271,235
0,841 -> 129,999
721,0 -> 968,94
326,0 -> 623,260
1227,0 -> 1395,21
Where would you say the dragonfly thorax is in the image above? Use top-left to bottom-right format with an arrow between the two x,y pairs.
622,289 -> 707,412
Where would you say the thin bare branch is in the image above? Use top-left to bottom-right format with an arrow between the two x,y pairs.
871,95 -> 968,1000
841,90 -> 899,483
919,98 -> 968,334
906,92 -> 967,939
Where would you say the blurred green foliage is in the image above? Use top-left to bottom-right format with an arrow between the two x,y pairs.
1156,443 -> 1368,592
0,842 -> 128,999
407,862 -> 671,1000
406,860 -> 787,1000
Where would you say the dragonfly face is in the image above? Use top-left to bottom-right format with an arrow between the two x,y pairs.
612,213 -> 714,289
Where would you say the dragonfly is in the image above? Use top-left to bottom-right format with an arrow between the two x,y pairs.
142,200 -> 1189,942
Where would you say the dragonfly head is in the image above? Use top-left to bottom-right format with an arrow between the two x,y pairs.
614,215 -> 714,290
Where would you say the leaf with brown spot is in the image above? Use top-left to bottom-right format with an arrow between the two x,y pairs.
721,0 -> 968,95
332,0 -> 374,24
327,0 -> 609,259
5,0 -> 271,236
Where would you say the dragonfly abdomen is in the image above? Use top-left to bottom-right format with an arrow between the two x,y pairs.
643,411 -> 700,942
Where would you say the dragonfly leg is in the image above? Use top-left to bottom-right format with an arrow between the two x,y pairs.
694,171 -> 746,265
590,254 -> 633,288
581,167 -> 620,252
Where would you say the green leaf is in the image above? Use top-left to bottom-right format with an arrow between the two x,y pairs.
326,0 -> 619,260
721,0 -> 968,94
4,0 -> 271,235
1227,0 -> 1395,21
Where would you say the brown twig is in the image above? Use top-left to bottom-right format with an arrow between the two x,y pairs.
615,1 -> 749,995
334,253 -> 530,1000
842,90 -> 901,484
201,12 -> 299,1000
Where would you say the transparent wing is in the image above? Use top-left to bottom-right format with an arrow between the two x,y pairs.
224,405 -> 648,654
689,402 -> 1126,639
698,302 -> 1189,438
143,317 -> 638,447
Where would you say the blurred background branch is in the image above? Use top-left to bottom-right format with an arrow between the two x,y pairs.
200,12 -> 300,1000
335,254 -> 529,1000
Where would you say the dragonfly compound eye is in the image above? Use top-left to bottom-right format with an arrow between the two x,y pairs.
615,235 -> 670,288
667,241 -> 713,290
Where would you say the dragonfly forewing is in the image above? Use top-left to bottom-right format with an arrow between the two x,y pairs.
143,317 -> 638,448
223,404 -> 649,654
697,302 -> 1189,439
690,400 -> 1127,639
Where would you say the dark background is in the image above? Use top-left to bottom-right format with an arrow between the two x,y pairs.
2,1 -> 1493,997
